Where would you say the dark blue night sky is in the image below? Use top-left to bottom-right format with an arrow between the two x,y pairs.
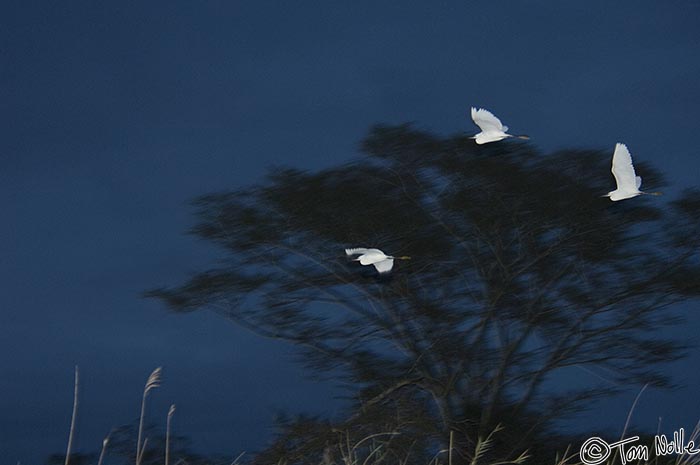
2,1 -> 700,462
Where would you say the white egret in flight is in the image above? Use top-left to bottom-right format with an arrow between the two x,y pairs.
470,107 -> 530,144
345,248 -> 410,274
604,143 -> 662,201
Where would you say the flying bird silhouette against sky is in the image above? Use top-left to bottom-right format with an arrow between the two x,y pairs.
470,107 -> 529,144
605,143 -> 662,201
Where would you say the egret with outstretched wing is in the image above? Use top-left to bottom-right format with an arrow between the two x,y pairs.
604,143 -> 662,201
345,248 -> 410,274
470,107 -> 529,144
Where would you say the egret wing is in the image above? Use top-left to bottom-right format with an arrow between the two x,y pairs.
636,176 -> 642,189
373,258 -> 394,274
345,247 -> 369,256
471,107 -> 505,132
611,143 -> 638,191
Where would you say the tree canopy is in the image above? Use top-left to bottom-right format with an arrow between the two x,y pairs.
148,124 -> 700,464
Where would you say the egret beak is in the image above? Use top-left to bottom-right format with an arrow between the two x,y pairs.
398,256 -> 411,260
516,135 -> 530,140
644,191 -> 663,196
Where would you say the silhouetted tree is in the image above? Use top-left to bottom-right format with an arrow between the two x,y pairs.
46,424 -> 226,465
148,124 -> 700,464
46,452 -> 95,465
105,424 -> 218,465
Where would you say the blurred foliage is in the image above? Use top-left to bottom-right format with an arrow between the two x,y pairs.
147,124 -> 700,464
